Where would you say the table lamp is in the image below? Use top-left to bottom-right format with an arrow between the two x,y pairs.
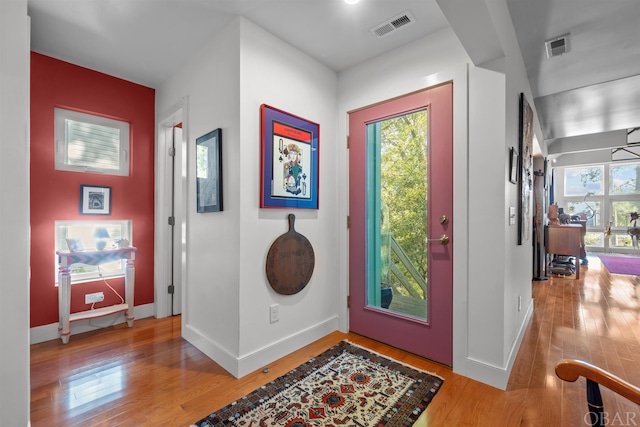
94,227 -> 110,250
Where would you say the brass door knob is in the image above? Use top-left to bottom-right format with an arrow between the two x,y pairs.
426,234 -> 449,245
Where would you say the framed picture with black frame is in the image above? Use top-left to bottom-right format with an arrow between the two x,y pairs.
509,147 -> 518,184
80,185 -> 111,215
196,128 -> 223,213
517,93 -> 534,245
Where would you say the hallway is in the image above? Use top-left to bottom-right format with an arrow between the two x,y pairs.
29,255 -> 640,426
505,254 -> 640,425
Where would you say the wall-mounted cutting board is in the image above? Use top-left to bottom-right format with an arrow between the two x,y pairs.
266,214 -> 315,295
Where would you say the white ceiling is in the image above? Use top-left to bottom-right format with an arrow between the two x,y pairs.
507,0 -> 640,143
28,0 -> 640,148
27,0 -> 449,88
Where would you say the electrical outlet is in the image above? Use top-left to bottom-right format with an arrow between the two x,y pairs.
270,304 -> 279,323
85,292 -> 105,304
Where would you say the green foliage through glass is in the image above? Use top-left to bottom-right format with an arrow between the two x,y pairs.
367,110 -> 428,319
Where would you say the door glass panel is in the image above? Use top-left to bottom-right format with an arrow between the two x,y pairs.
366,110 -> 427,320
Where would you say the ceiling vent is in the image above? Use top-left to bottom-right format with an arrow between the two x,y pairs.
545,34 -> 570,58
370,11 -> 415,38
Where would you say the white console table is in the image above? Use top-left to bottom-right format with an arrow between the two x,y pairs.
56,246 -> 137,344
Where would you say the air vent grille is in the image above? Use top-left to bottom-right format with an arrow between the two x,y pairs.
390,15 -> 412,28
370,11 -> 415,38
373,23 -> 395,38
545,34 -> 570,58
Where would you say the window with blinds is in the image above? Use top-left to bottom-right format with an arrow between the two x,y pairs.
54,108 -> 130,176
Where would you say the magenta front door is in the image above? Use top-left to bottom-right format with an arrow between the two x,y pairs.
348,83 -> 453,365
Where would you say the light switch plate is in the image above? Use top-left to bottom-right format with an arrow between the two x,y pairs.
509,206 -> 516,225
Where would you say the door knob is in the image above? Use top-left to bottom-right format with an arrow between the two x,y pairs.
426,234 -> 449,245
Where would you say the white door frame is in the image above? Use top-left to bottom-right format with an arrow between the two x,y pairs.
155,98 -> 188,318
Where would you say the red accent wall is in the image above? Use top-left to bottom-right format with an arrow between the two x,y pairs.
30,52 -> 155,328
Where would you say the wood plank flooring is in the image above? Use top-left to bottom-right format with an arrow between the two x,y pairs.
30,255 -> 640,426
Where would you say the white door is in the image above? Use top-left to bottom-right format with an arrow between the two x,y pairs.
156,108 -> 185,318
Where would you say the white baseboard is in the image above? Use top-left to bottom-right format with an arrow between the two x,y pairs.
183,315 -> 340,378
237,316 -> 340,377
182,324 -> 239,377
462,299 -> 534,390
30,303 -> 155,344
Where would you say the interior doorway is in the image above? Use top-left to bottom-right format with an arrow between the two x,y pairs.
156,101 -> 187,318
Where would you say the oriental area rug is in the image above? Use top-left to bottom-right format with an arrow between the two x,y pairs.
598,254 -> 640,276
191,341 -> 444,427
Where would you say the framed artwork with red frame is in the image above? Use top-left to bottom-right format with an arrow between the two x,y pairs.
260,104 -> 319,209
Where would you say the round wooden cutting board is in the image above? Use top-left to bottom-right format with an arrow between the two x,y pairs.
266,214 -> 315,295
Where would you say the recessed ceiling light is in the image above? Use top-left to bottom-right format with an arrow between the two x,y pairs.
345,0 -> 360,4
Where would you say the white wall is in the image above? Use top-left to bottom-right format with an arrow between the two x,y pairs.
157,19 -> 243,371
467,66 -> 507,365
454,0 -> 540,386
236,19 -> 339,371
0,0 -> 30,424
337,1 -> 539,388
157,2 -> 538,389
483,0 -> 538,372
157,17 -> 339,378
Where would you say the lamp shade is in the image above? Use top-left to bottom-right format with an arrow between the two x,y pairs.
94,227 -> 110,239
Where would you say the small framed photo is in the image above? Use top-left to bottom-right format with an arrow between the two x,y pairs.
260,104 -> 319,209
65,238 -> 84,252
196,128 -> 223,212
80,185 -> 111,215
509,147 -> 518,184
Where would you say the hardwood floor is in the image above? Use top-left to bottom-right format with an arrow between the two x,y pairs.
30,254 -> 640,426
